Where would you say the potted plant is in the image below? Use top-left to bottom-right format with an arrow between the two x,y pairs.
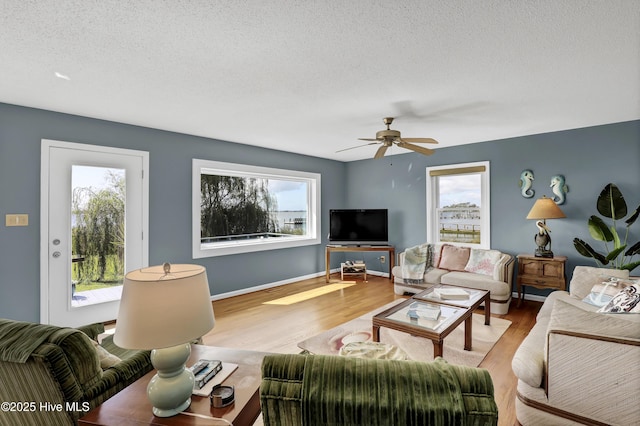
573,183 -> 640,272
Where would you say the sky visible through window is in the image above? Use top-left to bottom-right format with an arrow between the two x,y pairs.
268,180 -> 307,211
438,174 -> 481,207
72,166 -> 123,192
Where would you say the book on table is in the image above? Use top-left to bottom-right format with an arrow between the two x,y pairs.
433,287 -> 470,300
407,302 -> 441,320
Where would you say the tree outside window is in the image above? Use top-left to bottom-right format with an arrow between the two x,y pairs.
193,159 -> 320,257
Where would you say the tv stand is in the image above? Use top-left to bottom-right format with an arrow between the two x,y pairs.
325,245 -> 395,282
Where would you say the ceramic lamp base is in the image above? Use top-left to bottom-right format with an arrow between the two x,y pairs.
147,343 -> 195,417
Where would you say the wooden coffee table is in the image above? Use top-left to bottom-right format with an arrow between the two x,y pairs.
372,285 -> 490,358
78,345 -> 270,426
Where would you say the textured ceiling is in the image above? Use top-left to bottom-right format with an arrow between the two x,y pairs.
1,1 -> 638,161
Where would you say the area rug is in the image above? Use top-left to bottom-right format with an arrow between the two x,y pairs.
263,282 -> 355,305
297,300 -> 511,366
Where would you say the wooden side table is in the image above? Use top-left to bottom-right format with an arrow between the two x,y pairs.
78,345 -> 269,426
516,254 -> 567,306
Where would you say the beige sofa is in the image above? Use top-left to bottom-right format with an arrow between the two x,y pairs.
511,266 -> 640,425
393,244 -> 515,315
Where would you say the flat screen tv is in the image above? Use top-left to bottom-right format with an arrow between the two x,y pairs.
329,209 -> 388,246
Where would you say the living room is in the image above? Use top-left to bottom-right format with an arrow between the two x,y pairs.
1,2 -> 639,425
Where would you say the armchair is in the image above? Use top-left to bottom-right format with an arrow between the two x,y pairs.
0,319 -> 152,425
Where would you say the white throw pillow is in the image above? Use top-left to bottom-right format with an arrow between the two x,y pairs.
598,283 -> 640,313
90,339 -> 121,369
464,249 -> 502,277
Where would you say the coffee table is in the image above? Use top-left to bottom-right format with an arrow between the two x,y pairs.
78,345 -> 270,426
372,285 -> 490,358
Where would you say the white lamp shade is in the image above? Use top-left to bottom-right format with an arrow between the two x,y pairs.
114,264 -> 215,350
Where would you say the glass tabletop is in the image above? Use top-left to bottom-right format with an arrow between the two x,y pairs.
412,285 -> 488,308
381,300 -> 465,332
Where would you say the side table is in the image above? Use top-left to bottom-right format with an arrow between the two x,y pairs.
516,254 -> 567,307
341,262 -> 367,281
78,345 -> 270,426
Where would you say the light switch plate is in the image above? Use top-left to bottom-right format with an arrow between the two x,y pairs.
5,214 -> 29,227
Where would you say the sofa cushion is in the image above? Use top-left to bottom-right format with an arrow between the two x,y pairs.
438,245 -> 470,272
440,272 -> 511,300
464,249 -> 502,277
569,266 -> 630,300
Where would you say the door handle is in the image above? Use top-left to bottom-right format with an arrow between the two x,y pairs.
52,251 -> 61,258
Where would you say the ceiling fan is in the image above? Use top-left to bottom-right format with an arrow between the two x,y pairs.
338,117 -> 439,159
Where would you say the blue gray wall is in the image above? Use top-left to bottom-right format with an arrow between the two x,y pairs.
0,101 -> 638,322
346,121 -> 640,292
0,103 -> 346,322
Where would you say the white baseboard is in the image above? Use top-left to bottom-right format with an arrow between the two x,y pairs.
210,271 -> 325,301
214,271 -> 555,303
511,291 -> 547,303
210,269 -> 391,301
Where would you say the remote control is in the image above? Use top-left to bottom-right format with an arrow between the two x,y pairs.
190,360 -> 208,375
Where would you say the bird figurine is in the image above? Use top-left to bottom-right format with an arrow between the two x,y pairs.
534,220 -> 553,257
550,175 -> 568,205
519,170 -> 535,198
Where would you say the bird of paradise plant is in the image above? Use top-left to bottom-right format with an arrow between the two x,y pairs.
573,183 -> 640,272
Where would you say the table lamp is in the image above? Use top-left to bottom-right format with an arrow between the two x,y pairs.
114,263 -> 215,417
526,196 -> 566,257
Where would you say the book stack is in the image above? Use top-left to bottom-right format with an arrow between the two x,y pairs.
343,261 -> 366,273
190,360 -> 223,389
433,287 -> 470,300
407,302 -> 441,320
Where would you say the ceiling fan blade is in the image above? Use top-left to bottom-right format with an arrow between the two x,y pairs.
400,137 -> 439,144
396,141 -> 435,156
335,142 -> 378,153
374,145 -> 389,159
358,138 -> 381,142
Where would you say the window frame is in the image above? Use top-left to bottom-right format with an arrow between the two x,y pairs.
192,159 -> 321,258
426,161 -> 490,249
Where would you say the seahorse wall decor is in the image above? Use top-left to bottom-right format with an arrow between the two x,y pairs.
550,175 -> 568,204
519,169 -> 535,198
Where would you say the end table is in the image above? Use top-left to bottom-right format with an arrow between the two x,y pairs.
516,254 -> 567,307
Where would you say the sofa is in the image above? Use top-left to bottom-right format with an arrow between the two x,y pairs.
260,353 -> 498,426
0,319 -> 152,425
511,266 -> 640,425
392,243 -> 515,314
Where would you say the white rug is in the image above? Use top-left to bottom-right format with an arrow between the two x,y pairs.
298,300 -> 511,366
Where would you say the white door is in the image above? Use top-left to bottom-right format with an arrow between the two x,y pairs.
41,140 -> 148,327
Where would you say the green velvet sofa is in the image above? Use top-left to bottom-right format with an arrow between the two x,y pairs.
261,353 -> 498,426
0,318 -> 152,425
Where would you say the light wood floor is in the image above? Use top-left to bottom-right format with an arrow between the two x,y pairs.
202,274 -> 541,426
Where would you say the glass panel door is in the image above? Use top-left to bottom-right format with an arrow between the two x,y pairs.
71,165 -> 126,308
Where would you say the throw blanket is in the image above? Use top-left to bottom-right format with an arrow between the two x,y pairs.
402,243 -> 432,284
0,319 -> 65,363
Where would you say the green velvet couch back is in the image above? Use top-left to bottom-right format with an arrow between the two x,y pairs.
261,353 -> 498,426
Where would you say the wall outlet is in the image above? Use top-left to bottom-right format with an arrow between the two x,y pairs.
380,255 -> 386,263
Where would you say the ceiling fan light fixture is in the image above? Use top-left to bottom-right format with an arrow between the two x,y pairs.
340,116 -> 439,159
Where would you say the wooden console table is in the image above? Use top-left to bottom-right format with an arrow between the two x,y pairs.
325,245 -> 395,282
78,345 -> 270,426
